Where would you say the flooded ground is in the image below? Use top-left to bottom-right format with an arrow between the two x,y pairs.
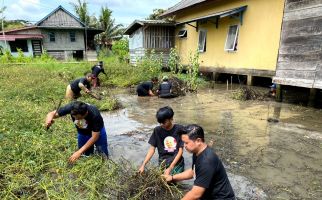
103,84 -> 322,200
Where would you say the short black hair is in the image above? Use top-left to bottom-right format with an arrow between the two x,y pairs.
85,73 -> 94,78
179,124 -> 205,142
151,77 -> 158,82
71,101 -> 88,116
156,106 -> 174,124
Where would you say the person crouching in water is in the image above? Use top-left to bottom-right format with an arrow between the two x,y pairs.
65,73 -> 98,100
157,76 -> 176,98
139,106 -> 184,175
136,77 -> 158,97
163,124 -> 235,200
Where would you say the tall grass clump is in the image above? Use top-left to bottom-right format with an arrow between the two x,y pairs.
0,61 -> 181,199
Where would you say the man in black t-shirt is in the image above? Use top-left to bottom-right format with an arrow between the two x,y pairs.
65,73 -> 100,100
139,106 -> 185,175
45,101 -> 108,163
136,77 -> 158,96
163,124 -> 235,200
91,61 -> 106,88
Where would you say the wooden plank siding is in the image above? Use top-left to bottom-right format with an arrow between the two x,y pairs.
39,9 -> 83,27
143,26 -> 175,49
129,25 -> 174,67
274,0 -> 322,89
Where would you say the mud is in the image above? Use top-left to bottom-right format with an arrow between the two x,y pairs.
103,84 -> 322,199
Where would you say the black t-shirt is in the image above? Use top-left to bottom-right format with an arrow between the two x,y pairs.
70,78 -> 91,94
57,103 -> 104,135
91,65 -> 105,77
148,124 -> 184,165
192,147 -> 235,200
138,81 -> 153,91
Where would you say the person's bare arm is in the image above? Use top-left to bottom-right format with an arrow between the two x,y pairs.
148,90 -> 155,96
78,82 -> 90,93
45,110 -> 60,128
163,168 -> 194,182
181,186 -> 206,200
69,131 -> 100,163
138,146 -> 155,173
164,147 -> 183,175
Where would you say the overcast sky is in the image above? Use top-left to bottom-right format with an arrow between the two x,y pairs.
2,0 -> 180,27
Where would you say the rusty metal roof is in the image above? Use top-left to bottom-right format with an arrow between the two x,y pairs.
0,34 -> 44,41
124,20 -> 175,35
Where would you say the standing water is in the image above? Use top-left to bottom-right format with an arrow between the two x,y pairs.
103,85 -> 322,200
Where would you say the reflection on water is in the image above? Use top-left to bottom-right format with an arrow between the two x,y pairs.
103,85 -> 322,199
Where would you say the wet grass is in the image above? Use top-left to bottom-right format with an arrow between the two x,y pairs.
0,61 -> 182,199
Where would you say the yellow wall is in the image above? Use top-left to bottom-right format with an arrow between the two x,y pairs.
175,0 -> 285,71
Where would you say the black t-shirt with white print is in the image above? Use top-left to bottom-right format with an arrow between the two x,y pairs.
57,102 -> 104,135
148,124 -> 184,165
192,146 -> 235,200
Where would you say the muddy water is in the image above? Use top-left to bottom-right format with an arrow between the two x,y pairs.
103,85 -> 322,200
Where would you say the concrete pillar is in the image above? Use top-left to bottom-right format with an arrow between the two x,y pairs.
247,75 -> 253,86
308,88 -> 317,107
212,72 -> 219,82
276,84 -> 282,102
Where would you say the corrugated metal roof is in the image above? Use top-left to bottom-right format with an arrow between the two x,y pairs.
124,20 -> 175,35
0,34 -> 44,41
1,26 -> 38,34
161,0 -> 207,16
176,5 -> 247,25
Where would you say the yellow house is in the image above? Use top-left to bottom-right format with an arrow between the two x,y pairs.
162,0 -> 285,85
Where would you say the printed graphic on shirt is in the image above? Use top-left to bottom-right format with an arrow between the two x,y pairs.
164,136 -> 177,152
74,119 -> 88,129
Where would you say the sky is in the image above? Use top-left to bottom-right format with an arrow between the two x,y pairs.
1,0 -> 180,27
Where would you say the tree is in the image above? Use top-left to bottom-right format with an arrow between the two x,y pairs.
146,8 -> 165,20
146,8 -> 174,21
70,0 -> 90,26
97,6 -> 123,48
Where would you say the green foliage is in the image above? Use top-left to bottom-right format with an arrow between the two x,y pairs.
0,49 -> 55,64
98,47 -> 113,59
112,38 -> 129,62
168,47 -> 182,74
0,49 -> 13,62
0,59 -> 184,199
136,50 -> 162,78
186,50 -> 200,91
97,6 -> 123,48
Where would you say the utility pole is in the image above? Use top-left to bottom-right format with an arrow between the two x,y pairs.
1,0 -> 7,49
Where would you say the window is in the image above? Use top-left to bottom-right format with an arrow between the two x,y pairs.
225,25 -> 239,51
178,30 -> 187,38
9,40 -> 28,52
49,32 -> 55,42
70,32 -> 76,42
198,29 -> 207,52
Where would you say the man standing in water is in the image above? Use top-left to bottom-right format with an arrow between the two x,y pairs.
163,124 -> 235,200
45,101 -> 108,163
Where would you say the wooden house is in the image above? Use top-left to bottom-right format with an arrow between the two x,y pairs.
161,0 -> 285,85
0,6 -> 102,60
273,0 -> 322,104
124,20 -> 175,66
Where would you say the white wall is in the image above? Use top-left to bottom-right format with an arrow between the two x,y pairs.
129,28 -> 143,50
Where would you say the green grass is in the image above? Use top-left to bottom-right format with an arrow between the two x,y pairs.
0,57 -> 185,199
